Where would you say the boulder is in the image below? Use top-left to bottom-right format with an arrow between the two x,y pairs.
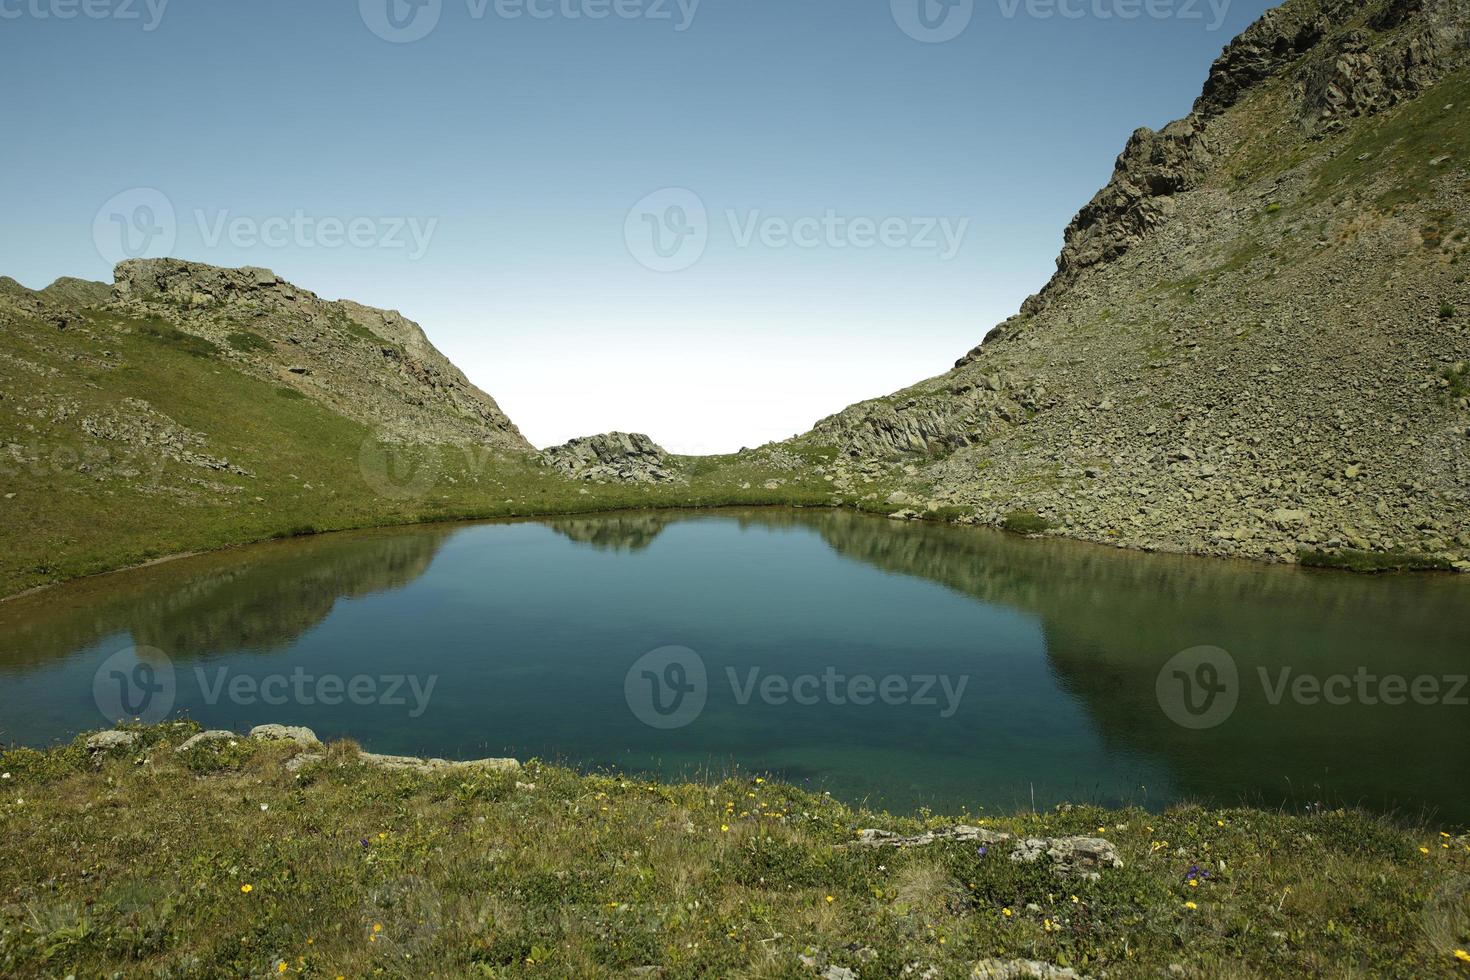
85,730 -> 139,753
173,730 -> 236,753
249,724 -> 321,748
541,432 -> 679,484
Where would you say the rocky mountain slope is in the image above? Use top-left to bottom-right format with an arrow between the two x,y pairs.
802,0 -> 1470,569
106,258 -> 530,450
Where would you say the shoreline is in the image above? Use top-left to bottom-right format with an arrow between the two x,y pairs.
6,496 -> 1463,605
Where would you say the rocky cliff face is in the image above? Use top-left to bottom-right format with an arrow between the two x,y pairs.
541,432 -> 680,484
111,259 -> 530,451
803,0 -> 1470,569
983,0 -> 1470,336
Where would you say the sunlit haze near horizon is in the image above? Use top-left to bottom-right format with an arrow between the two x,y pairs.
3,0 -> 1273,453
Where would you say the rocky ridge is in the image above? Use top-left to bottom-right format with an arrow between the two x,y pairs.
108,258 -> 530,451
541,431 -> 681,484
802,0 -> 1470,569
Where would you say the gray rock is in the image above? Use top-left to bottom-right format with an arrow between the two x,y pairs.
540,432 -> 680,484
249,724 -> 321,748
86,730 -> 139,753
358,752 -> 519,775
284,753 -> 324,773
174,730 -> 236,753
970,960 -> 1086,979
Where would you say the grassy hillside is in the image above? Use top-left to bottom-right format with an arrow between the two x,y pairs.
0,296 -> 884,598
0,723 -> 1466,977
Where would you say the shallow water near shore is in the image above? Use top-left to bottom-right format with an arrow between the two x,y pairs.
1,508 -> 1466,819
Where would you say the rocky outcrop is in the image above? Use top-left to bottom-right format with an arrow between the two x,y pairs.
541,432 -> 680,483
111,258 -> 531,451
982,0 -> 1470,332
803,0 -> 1470,571
849,825 -> 1123,880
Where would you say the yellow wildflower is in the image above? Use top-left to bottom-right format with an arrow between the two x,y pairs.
721,824 -> 729,832
825,895 -> 834,904
240,884 -> 253,894
372,923 -> 382,934
1455,949 -> 1470,963
1002,907 -> 1012,917
1184,901 -> 1198,910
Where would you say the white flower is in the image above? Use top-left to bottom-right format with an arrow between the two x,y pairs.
260,803 -> 269,812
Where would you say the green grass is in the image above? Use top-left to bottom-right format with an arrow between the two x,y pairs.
1,724 -> 1466,977
1298,548 -> 1456,573
226,330 -> 274,353
0,304 -> 859,598
1001,510 -> 1052,536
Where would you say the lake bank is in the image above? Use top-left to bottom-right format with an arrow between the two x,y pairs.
2,720 -> 1467,977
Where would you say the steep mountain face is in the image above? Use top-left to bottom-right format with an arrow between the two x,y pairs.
805,0 -> 1470,568
109,259 -> 530,450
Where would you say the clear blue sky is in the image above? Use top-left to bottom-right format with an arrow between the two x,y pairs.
2,0 -> 1274,452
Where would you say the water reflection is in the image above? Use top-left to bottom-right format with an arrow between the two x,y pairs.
0,509 -> 1465,819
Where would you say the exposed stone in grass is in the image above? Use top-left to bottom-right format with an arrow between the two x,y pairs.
84,730 -> 138,754
357,751 -> 519,775
248,723 -> 321,748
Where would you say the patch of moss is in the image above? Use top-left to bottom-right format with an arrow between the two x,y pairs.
1297,548 -> 1454,573
225,330 -> 273,353
1001,510 -> 1052,536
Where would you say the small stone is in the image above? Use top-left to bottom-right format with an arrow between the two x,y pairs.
86,730 -> 139,753
174,730 -> 236,753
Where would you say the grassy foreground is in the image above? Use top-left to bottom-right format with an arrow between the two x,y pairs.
1,724 -> 1467,977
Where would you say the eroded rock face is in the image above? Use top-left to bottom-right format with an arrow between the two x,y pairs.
110,258 -> 531,451
540,432 -> 680,484
1000,0 -> 1470,325
798,0 -> 1470,571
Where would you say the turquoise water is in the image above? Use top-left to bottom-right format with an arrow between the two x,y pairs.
1,509 -> 1466,818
